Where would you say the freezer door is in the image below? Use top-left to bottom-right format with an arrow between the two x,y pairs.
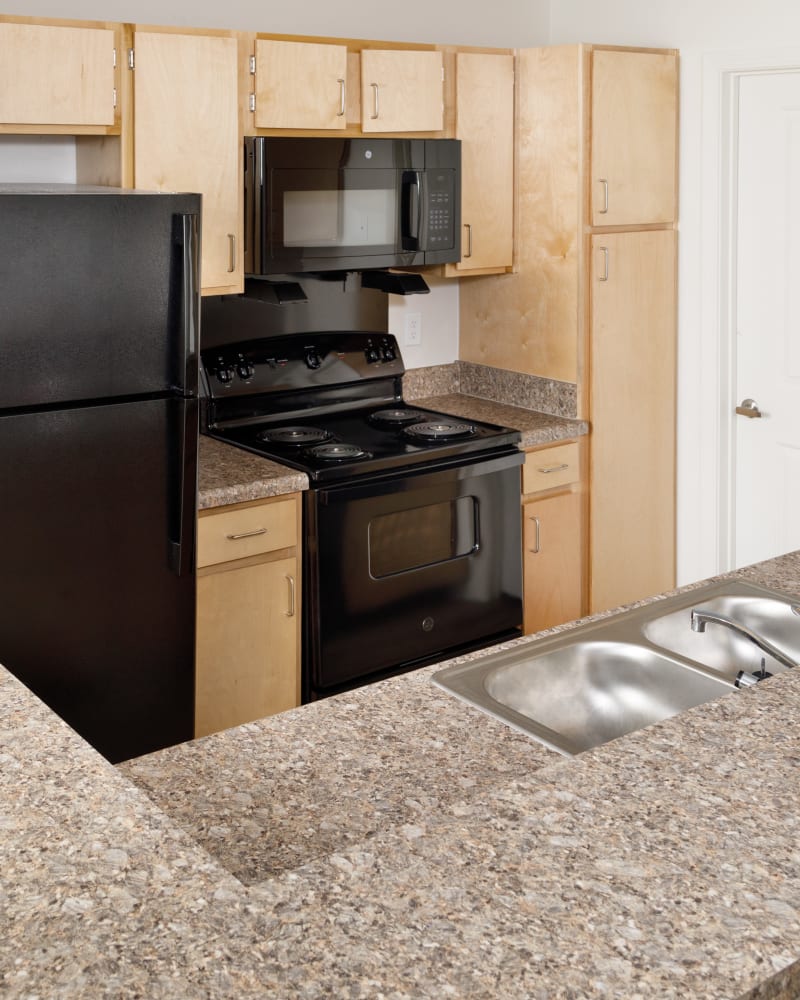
0,396 -> 197,762
0,191 -> 200,407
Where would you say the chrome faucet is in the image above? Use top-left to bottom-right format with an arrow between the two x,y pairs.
690,608 -> 799,687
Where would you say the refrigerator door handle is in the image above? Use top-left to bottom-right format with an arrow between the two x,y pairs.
168,397 -> 198,577
173,212 -> 200,397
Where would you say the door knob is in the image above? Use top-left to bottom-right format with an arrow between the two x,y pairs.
735,398 -> 762,418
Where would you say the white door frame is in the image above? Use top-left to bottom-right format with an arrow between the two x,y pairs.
700,47 -> 800,574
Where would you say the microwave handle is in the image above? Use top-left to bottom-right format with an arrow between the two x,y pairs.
401,170 -> 422,250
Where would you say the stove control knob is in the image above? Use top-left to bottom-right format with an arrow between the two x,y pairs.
365,346 -> 380,364
305,349 -> 323,370
237,360 -> 255,380
216,365 -> 234,385
381,344 -> 396,362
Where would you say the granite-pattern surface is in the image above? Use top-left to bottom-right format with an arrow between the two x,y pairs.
198,435 -> 307,509
404,361 -> 579,419
5,551 -> 800,998
413,391 -> 588,448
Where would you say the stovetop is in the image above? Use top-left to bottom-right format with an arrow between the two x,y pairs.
201,333 -> 521,483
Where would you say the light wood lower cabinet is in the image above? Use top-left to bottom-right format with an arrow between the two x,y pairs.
589,229 -> 676,613
195,494 -> 301,738
521,442 -> 585,634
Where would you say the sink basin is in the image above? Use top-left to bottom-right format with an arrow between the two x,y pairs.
434,639 -> 732,756
433,579 -> 798,756
643,591 -> 800,681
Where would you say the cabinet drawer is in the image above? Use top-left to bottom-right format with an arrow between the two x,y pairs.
522,442 -> 580,494
198,498 -> 296,568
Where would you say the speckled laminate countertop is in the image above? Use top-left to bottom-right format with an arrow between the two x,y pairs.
4,551 -> 800,998
198,436 -> 308,509
414,392 -> 588,449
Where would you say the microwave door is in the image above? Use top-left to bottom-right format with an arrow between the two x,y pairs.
265,166 -> 412,273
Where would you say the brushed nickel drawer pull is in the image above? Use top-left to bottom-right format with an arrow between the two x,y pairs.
371,82 -> 380,120
538,462 -> 569,474
464,222 -> 473,258
286,574 -> 296,617
529,515 -> 541,554
227,233 -> 236,273
337,78 -> 346,116
226,527 -> 268,540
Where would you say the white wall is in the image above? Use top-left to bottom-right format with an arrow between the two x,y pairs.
2,0 -> 549,48
550,0 -> 800,586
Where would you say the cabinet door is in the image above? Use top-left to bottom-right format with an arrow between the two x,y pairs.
133,31 -> 241,295
453,52 -> 514,273
590,49 -> 677,226
0,22 -> 115,126
360,49 -> 443,133
254,39 -> 348,130
590,229 -> 677,613
196,555 -> 299,737
523,490 -> 583,634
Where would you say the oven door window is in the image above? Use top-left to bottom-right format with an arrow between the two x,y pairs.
272,168 -> 400,258
368,496 -> 478,578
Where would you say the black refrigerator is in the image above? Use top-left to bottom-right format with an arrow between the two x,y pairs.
0,185 -> 200,763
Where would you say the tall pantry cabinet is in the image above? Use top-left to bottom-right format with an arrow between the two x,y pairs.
460,44 -> 679,615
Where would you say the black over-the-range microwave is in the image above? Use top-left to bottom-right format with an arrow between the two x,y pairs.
244,136 -> 461,275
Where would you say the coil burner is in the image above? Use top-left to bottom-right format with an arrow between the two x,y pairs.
257,426 -> 331,447
369,408 -> 430,427
403,420 -> 475,442
306,442 -> 371,462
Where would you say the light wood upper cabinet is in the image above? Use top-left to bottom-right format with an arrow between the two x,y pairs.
253,39 -> 348,130
132,29 -> 242,295
589,229 -> 677,613
360,49 -> 443,132
451,51 -> 514,274
0,20 -> 116,128
590,49 -> 678,226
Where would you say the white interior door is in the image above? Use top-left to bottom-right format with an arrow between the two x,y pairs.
734,71 -> 800,567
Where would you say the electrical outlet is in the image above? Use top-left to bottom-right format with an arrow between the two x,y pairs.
404,312 -> 422,346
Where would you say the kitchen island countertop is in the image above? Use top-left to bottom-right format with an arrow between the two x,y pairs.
3,551 -> 800,997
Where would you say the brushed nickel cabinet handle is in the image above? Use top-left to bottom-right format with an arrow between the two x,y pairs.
598,246 -> 609,282
286,574 -> 296,617
598,178 -> 609,214
529,515 -> 541,554
370,82 -> 380,120
538,462 -> 569,474
227,233 -> 236,273
337,78 -> 346,117
226,527 -> 267,540
464,223 -> 473,258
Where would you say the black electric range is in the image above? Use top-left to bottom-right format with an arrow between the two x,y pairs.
201,331 -> 524,702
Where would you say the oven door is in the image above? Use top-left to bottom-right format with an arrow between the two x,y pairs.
304,450 -> 523,697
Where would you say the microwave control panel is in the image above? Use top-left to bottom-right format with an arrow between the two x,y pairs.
424,171 -> 455,250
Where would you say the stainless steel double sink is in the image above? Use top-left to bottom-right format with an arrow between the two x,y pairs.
433,581 -> 800,756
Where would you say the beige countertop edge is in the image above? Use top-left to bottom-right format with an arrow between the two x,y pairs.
3,551 -> 800,998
